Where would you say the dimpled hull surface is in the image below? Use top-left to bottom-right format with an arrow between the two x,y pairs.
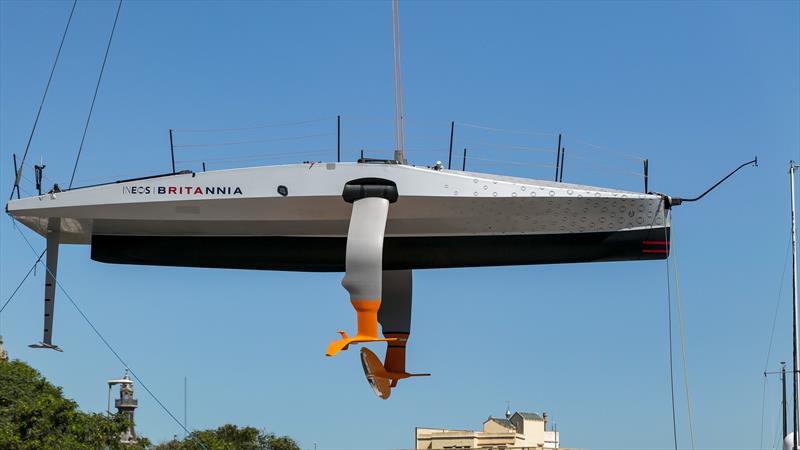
7,162 -> 671,270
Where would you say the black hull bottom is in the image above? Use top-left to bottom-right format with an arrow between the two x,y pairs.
90,227 -> 670,272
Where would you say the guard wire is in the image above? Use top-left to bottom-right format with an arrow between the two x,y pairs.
569,136 -> 646,162
173,132 -> 335,149
457,122 -> 555,137
468,156 -> 555,169
172,116 -> 335,133
177,149 -> 331,165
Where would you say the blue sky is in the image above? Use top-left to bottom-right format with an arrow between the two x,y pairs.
1,1 -> 798,449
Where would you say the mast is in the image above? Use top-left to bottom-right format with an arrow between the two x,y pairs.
766,362 -> 791,444
790,161 -> 799,449
784,362 -> 789,440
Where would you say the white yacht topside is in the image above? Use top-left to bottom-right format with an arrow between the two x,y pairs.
7,162 -> 669,245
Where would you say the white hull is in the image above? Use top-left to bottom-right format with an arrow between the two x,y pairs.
7,162 -> 670,244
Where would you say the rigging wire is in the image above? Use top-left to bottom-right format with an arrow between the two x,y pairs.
390,0 -> 399,156
569,136 -> 646,162
176,149 -> 331,165
758,373 -> 783,449
69,169 -> 160,186
663,211 -> 679,450
18,175 -> 38,198
390,0 -> 405,159
10,0 -> 77,201
457,122 -> 556,137
457,122 -> 647,164
171,116 -> 335,133
338,115 -> 447,133
761,373 -> 768,449
468,156 -> 555,169
760,242 -> 791,448
508,145 -> 558,153
565,160 -> 646,179
10,219 -> 207,449
453,139 -> 556,154
764,243 -> 792,371
396,0 -> 405,159
172,132 -> 335,149
671,229 -> 697,450
0,250 -> 46,334
68,0 -> 123,190
774,385 -> 788,450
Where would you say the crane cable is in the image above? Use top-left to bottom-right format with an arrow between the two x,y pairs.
9,0 -> 77,201
68,0 -> 123,190
391,0 -> 405,161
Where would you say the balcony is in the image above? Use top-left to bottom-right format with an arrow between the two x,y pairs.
115,398 -> 138,409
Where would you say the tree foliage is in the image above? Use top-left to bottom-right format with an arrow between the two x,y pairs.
153,424 -> 301,450
0,359 -> 149,450
0,359 -> 299,450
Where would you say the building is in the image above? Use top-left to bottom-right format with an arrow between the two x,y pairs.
416,410 -> 565,449
107,369 -> 139,444
0,335 -> 8,362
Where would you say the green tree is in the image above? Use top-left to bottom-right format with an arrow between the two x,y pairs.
0,359 -> 149,450
153,424 -> 300,450
0,359 -> 300,450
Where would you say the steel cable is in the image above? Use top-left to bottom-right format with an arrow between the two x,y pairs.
10,0 -> 77,200
68,0 -> 123,189
11,219 -> 207,449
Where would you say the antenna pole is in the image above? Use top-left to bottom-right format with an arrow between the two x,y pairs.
554,134 -> 561,182
34,164 -> 44,196
462,147 -> 467,171
337,115 -> 341,163
11,154 -> 20,199
559,147 -> 565,182
169,129 -> 176,173
791,161 -> 799,449
184,376 -> 187,439
644,159 -> 649,193
784,362 -> 789,439
448,121 -> 454,170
